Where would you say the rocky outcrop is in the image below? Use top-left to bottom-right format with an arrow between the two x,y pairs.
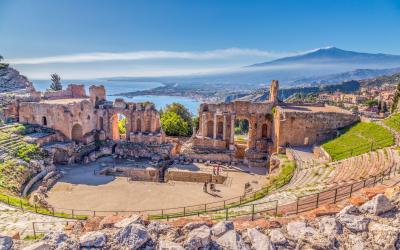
0,66 -> 34,93
9,184 -> 400,250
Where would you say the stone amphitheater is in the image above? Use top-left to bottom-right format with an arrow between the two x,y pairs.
1,67 -> 400,249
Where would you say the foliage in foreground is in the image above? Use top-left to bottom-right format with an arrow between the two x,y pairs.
160,103 -> 193,136
0,160 -> 29,193
161,111 -> 190,136
322,122 -> 393,161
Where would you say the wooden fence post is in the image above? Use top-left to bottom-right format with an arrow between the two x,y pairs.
32,222 -> 36,240
225,208 -> 228,220
251,204 -> 255,221
349,183 -> 353,198
275,200 -> 278,216
316,193 -> 320,208
333,188 -> 338,204
296,197 -> 299,214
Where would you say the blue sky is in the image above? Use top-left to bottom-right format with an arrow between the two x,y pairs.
1,0 -> 400,79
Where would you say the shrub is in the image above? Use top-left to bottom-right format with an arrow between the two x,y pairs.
16,144 -> 41,162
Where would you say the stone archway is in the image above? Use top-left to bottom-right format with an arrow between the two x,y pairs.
111,113 -> 127,141
262,123 -> 268,138
71,124 -> 83,142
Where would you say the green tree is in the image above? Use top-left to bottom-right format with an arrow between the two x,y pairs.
49,73 -> 62,91
118,117 -> 126,134
161,103 -> 193,136
160,111 -> 190,136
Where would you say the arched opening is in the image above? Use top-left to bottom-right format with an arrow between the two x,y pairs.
99,117 -> 104,130
71,124 -> 83,142
234,118 -> 249,158
145,116 -> 151,132
42,116 -> 47,126
136,118 -> 142,132
206,120 -> 214,138
111,113 -> 127,141
262,123 -> 268,138
217,121 -> 224,139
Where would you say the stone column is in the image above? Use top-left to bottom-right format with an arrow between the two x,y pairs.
213,113 -> 217,139
223,114 -> 227,141
202,113 -> 206,138
248,115 -> 257,149
229,114 -> 235,149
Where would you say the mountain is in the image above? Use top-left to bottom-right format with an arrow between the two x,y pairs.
249,47 -> 400,67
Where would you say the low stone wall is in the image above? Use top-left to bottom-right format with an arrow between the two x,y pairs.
100,167 -> 159,182
165,169 -> 226,184
192,137 -> 227,149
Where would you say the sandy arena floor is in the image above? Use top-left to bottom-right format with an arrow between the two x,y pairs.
45,157 -> 267,214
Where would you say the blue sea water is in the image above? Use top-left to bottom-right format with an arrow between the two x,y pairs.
32,80 -> 200,114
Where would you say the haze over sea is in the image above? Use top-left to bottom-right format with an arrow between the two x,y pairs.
32,80 -> 200,114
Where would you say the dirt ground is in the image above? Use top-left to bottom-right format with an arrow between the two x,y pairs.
45,157 -> 267,215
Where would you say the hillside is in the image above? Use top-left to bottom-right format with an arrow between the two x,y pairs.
0,64 -> 34,93
322,122 -> 394,161
291,67 -> 400,86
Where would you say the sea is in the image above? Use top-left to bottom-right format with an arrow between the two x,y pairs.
32,79 -> 201,114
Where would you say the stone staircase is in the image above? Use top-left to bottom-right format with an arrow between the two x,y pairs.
225,146 -> 400,215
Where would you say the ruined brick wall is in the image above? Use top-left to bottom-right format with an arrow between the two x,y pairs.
43,84 -> 86,100
18,99 -> 98,141
89,85 -> 106,104
274,105 -> 359,149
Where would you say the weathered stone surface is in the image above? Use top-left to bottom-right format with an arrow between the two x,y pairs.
269,229 -> 287,245
247,228 -> 275,250
361,185 -> 387,199
183,221 -> 209,231
319,216 -> 342,236
216,230 -> 249,250
79,231 -> 107,248
368,222 -> 400,250
22,241 -> 52,250
348,196 -> 368,206
99,215 -> 124,229
211,221 -> 234,237
44,231 -> 69,245
147,221 -> 171,236
286,221 -> 316,240
359,194 -> 395,215
115,223 -> 150,250
0,235 -> 13,250
385,186 -> 400,203
337,214 -> 370,233
184,225 -> 211,250
346,234 -> 365,250
337,205 -> 359,216
114,214 -> 143,228
158,240 -> 184,250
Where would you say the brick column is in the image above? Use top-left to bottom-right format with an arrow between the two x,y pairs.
223,114 -> 227,140
213,114 -> 217,139
230,114 -> 235,149
202,113 -> 206,138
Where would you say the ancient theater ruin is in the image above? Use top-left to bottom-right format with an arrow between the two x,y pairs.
0,79 -> 363,211
181,80 -> 359,167
6,80 -> 359,171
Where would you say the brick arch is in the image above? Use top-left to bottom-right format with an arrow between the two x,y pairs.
71,123 -> 83,142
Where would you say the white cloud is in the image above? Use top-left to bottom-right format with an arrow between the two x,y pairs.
7,48 -> 306,65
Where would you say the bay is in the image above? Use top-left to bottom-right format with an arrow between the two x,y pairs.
32,80 -> 200,114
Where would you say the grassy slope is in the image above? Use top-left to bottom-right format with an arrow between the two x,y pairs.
383,113 -> 400,132
322,122 -> 393,161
